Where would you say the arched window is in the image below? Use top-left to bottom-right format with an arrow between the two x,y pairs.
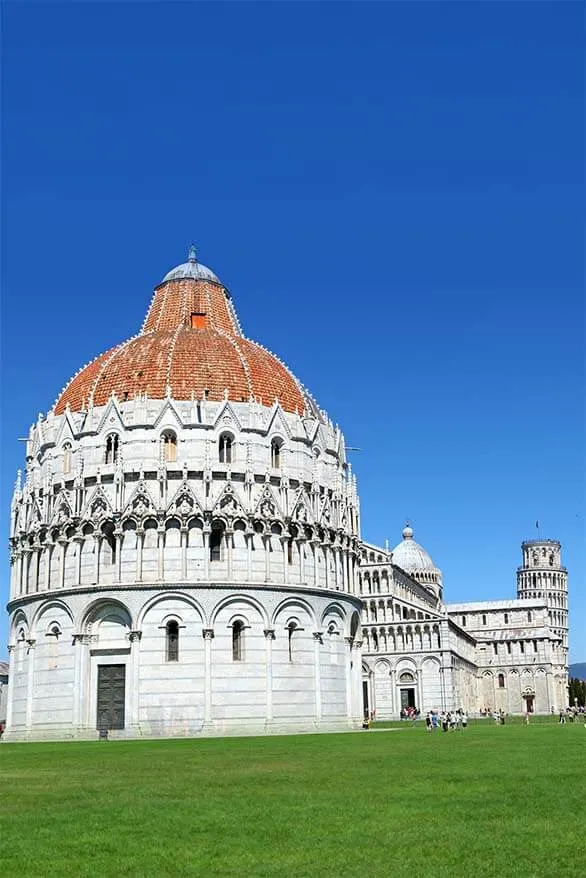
498,673 -> 505,688
287,621 -> 297,662
104,433 -> 119,465
166,620 -> 179,662
218,433 -> 233,465
270,438 -> 282,469
232,620 -> 244,661
209,522 -> 224,562
161,430 -> 177,463
62,443 -> 72,475
102,521 -> 116,564
527,611 -> 532,623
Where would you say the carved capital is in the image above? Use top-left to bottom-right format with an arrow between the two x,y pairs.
73,633 -> 95,646
344,636 -> 354,647
128,630 -> 142,643
353,640 -> 363,650
313,631 -> 323,644
263,629 -> 276,640
7,644 -> 15,654
26,638 -> 37,650
202,628 -> 214,640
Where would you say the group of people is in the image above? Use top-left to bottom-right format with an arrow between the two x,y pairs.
400,707 -> 420,720
425,709 -> 468,731
558,706 -> 585,724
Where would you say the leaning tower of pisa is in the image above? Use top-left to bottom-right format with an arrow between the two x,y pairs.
517,539 -> 568,658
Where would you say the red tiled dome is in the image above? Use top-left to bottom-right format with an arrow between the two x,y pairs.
54,260 -> 307,416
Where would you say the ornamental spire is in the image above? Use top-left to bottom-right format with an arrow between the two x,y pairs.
187,243 -> 197,263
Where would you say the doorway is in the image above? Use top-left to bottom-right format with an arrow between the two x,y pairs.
362,680 -> 370,718
524,695 -> 535,714
400,688 -> 416,710
97,664 -> 126,730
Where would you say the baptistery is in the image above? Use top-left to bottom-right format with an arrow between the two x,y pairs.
6,248 -> 363,740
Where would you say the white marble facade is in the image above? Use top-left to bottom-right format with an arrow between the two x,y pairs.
4,253 -> 569,740
359,532 -> 569,718
5,395 -> 364,740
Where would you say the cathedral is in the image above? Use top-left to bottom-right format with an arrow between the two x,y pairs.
4,249 -> 569,740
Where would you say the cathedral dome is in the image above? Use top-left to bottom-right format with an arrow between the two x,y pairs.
391,525 -> 439,574
54,249 -> 307,415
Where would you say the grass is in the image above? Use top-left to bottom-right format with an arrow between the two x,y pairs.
1,723 -> 584,877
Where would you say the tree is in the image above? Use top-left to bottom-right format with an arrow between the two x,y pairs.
568,677 -> 586,707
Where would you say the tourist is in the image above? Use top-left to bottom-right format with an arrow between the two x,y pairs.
461,711 -> 468,729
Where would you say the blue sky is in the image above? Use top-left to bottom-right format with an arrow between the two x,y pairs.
2,2 -> 584,660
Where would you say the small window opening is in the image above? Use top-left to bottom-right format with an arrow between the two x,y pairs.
191,312 -> 207,329
506,642 -> 512,655
271,438 -> 282,469
533,640 -> 538,653
493,643 -> 498,655
210,524 -> 224,562
498,673 -> 505,689
482,614 -> 487,626
287,539 -> 293,565
104,434 -> 119,465
287,622 -> 297,662
162,430 -> 177,463
520,641 -> 525,654
232,620 -> 244,661
504,613 -> 509,624
63,443 -> 72,475
527,611 -> 532,623
166,620 -> 179,662
219,433 -> 233,465
461,615 -> 466,627
101,522 -> 117,564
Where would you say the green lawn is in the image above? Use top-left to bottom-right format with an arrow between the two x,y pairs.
1,724 -> 584,877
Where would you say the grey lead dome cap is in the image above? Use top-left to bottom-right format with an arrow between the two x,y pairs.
391,525 -> 439,573
161,245 -> 220,284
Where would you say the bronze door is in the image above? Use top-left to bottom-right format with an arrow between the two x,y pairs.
96,664 -> 126,730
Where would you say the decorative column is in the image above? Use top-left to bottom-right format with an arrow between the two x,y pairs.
202,527 -> 210,580
157,526 -> 165,581
281,537 -> 289,584
246,531 -> 253,581
263,535 -> 270,583
115,529 -> 123,582
344,636 -> 354,720
390,667 -> 397,716
313,632 -> 323,722
226,527 -> 233,580
324,544 -> 330,590
31,548 -> 40,594
128,631 -> 142,731
203,629 -> 214,725
75,537 -> 83,586
312,540 -> 319,588
136,530 -> 144,582
180,527 -> 188,580
93,536 -> 100,584
5,644 -> 15,733
264,629 -> 275,723
299,538 -> 306,584
25,639 -> 37,731
73,633 -> 96,730
44,546 -> 51,591
352,639 -> 363,722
